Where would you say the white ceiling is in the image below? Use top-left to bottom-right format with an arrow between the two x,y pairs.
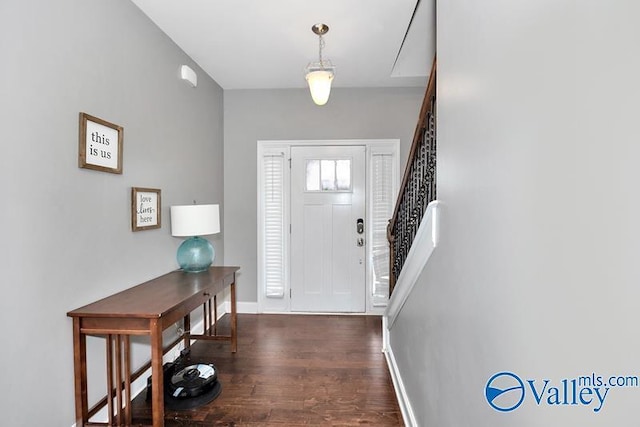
130,0 -> 434,90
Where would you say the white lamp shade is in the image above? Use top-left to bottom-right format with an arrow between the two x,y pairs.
170,204 -> 220,237
306,70 -> 334,105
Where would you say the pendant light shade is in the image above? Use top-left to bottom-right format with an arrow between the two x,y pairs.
305,24 -> 335,106
305,69 -> 334,106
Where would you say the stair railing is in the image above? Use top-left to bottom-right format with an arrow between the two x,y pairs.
387,57 -> 437,296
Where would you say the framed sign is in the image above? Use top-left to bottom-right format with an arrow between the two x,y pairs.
131,187 -> 161,231
79,112 -> 123,174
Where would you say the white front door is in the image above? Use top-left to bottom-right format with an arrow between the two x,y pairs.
290,145 -> 366,312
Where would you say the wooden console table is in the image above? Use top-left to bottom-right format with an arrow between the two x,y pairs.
67,266 -> 240,427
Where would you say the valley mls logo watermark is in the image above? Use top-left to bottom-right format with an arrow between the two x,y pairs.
485,372 -> 526,412
484,371 -> 640,413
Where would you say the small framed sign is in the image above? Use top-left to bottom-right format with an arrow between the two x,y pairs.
79,112 -> 123,174
131,187 -> 161,231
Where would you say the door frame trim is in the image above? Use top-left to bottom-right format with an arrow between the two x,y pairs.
257,139 -> 400,314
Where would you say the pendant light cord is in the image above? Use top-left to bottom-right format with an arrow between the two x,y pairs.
318,34 -> 325,69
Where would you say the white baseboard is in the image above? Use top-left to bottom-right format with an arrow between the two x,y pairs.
383,341 -> 418,427
243,302 -> 384,316
237,301 -> 258,313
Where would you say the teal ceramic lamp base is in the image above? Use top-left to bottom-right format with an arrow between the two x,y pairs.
177,236 -> 215,273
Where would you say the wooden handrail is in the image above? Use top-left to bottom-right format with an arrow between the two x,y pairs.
389,56 -> 437,232
387,56 -> 437,295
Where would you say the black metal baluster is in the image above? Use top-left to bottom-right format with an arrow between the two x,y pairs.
389,60 -> 437,294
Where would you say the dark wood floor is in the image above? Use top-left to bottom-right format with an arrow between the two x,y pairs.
131,314 -> 403,426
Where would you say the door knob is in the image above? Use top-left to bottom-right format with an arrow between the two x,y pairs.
357,237 -> 364,247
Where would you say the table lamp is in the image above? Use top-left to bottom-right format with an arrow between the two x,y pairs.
170,204 -> 220,273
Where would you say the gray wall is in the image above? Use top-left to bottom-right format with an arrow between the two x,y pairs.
391,1 -> 640,425
0,1 -> 223,425
224,88 -> 424,303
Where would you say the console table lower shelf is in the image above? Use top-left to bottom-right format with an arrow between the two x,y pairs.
67,266 -> 240,427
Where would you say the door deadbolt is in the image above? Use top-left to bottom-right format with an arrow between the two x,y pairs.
357,237 -> 364,247
356,218 -> 364,234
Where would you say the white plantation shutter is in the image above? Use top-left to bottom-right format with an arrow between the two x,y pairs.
263,153 -> 286,298
371,153 -> 394,306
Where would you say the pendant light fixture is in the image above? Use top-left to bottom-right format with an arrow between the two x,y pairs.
305,23 -> 335,106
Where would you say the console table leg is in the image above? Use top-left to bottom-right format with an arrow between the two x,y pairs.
72,318 -> 88,426
115,335 -> 124,425
231,281 -> 237,353
213,295 -> 218,335
150,319 -> 165,427
183,314 -> 191,352
202,301 -> 209,335
106,335 -> 114,425
124,335 -> 132,426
